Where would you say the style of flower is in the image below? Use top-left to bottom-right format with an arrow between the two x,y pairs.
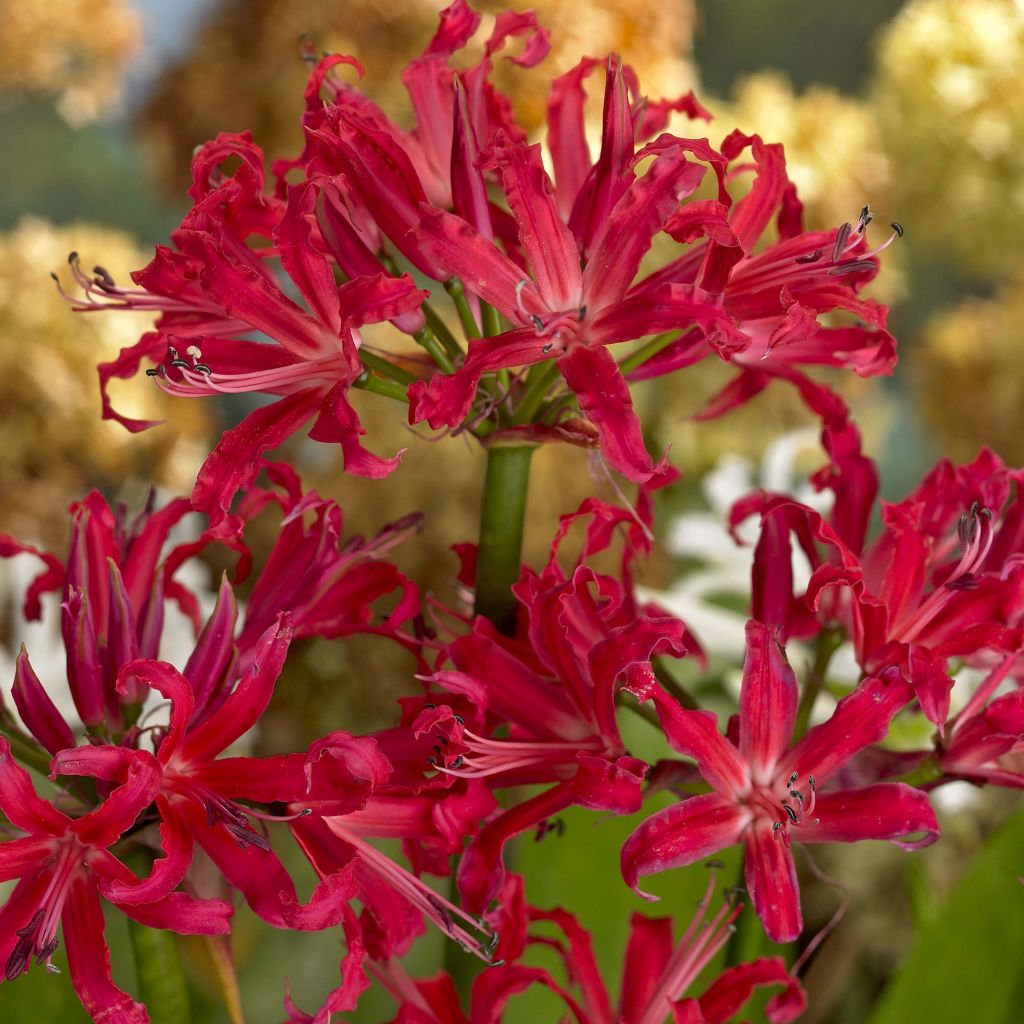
0,739 -> 232,1023
621,620 -> 939,942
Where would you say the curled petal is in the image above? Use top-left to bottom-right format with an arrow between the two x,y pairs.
622,793 -> 748,900
697,957 -> 806,1024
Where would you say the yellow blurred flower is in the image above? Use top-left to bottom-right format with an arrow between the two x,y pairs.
0,0 -> 139,125
0,218 -> 210,544
912,269 -> 1024,463
873,0 -> 1024,281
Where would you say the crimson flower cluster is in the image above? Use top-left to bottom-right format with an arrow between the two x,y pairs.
4,1 -> 1020,1022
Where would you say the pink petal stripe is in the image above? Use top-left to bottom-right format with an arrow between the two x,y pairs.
743,821 -> 802,943
738,621 -> 798,785
622,792 -> 748,900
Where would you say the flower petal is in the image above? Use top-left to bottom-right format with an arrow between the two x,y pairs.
697,957 -> 806,1024
647,691 -> 749,798
744,820 -> 802,943
800,783 -> 939,849
407,327 -> 551,429
12,647 -> 75,755
777,668 -> 913,787
181,615 -> 292,764
308,382 -> 404,479
192,388 -> 323,522
621,792 -> 748,900
557,345 -> 671,485
0,737 -> 69,835
63,878 -> 149,1024
738,621 -> 798,785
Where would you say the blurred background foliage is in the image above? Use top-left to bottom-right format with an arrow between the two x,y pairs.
1,0 -> 1022,1021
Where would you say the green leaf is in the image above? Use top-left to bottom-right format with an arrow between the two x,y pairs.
869,808 -> 1024,1024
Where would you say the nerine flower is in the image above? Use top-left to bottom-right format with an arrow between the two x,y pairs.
738,445 -> 1024,726
0,739 -> 231,1023
68,132 -> 427,520
414,499 -> 694,912
621,620 -> 939,942
376,871 -> 805,1023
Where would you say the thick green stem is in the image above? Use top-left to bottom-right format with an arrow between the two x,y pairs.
475,445 -> 535,632
445,278 -> 481,339
617,330 -> 682,376
127,917 -> 191,1024
794,626 -> 845,738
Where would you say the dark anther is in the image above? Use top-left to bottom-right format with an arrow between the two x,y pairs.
427,756 -> 437,766
946,574 -> 980,591
832,222 -> 852,262
68,251 -> 79,264
795,249 -> 823,264
531,314 -> 545,330
487,958 -> 506,968
772,821 -> 784,832
705,858 -> 726,870
891,221 -> 904,237
828,259 -> 875,276
433,745 -> 442,755
788,771 -> 799,785
783,803 -> 799,823
450,755 -> 465,769
858,204 -> 872,224
93,265 -> 116,288
424,702 -> 436,709
36,936 -> 60,963
542,343 -> 553,353
170,358 -> 190,370
578,304 -> 587,318
454,714 -> 465,725
145,368 -> 161,377
194,363 -> 212,375
807,775 -> 816,791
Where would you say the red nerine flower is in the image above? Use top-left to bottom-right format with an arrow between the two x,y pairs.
70,132 -> 427,520
621,620 -> 939,942
738,445 -> 1024,727
0,739 -> 231,1023
413,499 -> 695,912
376,872 -> 805,1023
52,618 -> 366,931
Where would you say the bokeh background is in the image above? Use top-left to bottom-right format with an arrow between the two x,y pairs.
1,0 -> 1023,1021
